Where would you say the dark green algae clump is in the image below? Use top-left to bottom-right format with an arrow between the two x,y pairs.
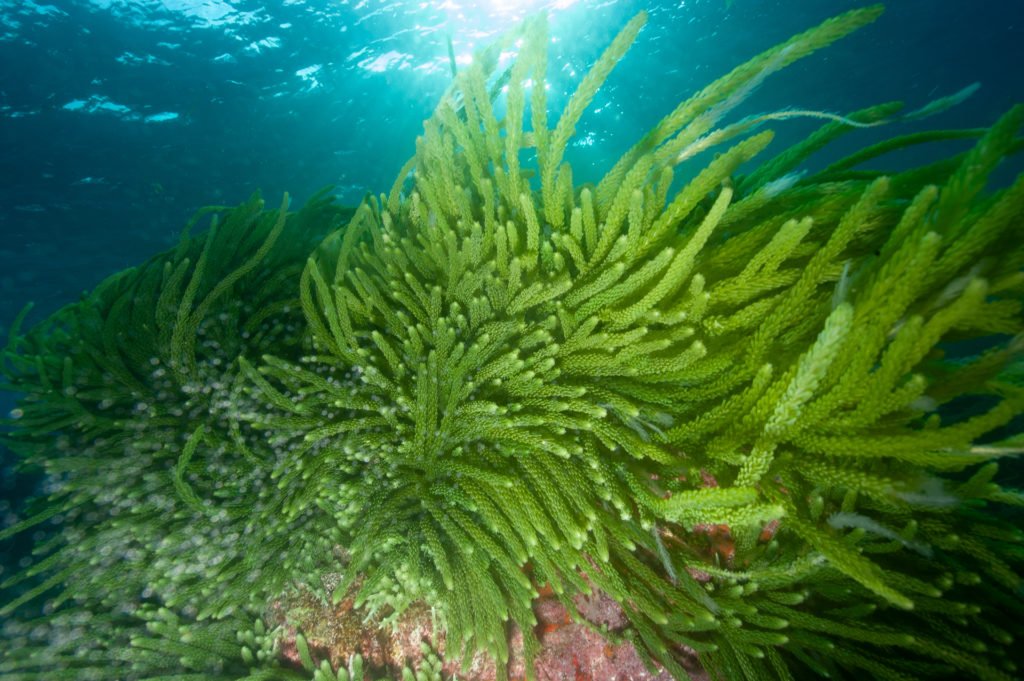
3,5 -> 1024,681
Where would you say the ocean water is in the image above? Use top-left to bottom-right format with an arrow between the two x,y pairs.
0,0 -> 1022,674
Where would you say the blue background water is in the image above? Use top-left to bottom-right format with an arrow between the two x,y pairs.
0,0 -> 1021,527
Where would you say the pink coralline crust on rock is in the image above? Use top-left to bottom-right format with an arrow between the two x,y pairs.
573,588 -> 630,631
273,579 -> 708,681
529,591 -> 708,681
535,620 -> 674,681
277,632 -> 302,669
532,594 -> 669,681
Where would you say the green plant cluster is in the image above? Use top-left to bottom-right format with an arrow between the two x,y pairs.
3,5 -> 1024,681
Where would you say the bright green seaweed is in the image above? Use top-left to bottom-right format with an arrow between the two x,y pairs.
2,5 -> 1024,680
